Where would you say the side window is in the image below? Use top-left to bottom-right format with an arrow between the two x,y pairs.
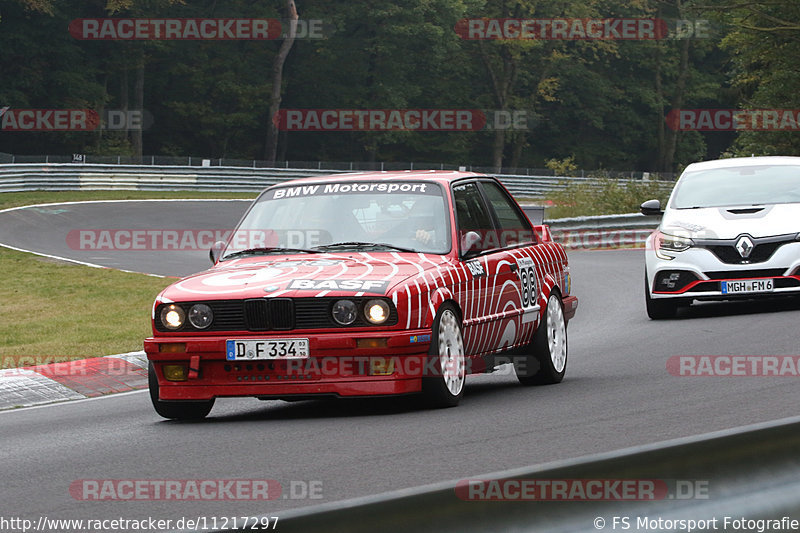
453,182 -> 494,253
480,180 -> 536,247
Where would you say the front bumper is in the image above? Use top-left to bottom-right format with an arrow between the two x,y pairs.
145,329 -> 433,401
645,239 -> 800,301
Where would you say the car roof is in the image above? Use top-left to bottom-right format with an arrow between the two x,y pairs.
683,156 -> 800,173
277,170 -> 488,187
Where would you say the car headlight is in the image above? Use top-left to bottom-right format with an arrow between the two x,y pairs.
332,299 -> 357,325
188,303 -> 214,329
160,304 -> 186,330
364,299 -> 390,325
655,231 -> 693,260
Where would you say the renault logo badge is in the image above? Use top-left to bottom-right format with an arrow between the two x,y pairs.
735,236 -> 754,259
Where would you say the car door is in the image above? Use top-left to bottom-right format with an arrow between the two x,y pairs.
477,179 -> 541,348
452,180 -> 521,358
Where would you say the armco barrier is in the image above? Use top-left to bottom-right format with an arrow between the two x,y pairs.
0,164 -> 662,249
544,212 -> 659,249
0,164 -> 339,193
204,416 -> 800,533
0,163 -> 675,198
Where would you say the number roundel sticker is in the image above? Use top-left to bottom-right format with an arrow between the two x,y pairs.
516,256 -> 537,308
520,268 -> 530,306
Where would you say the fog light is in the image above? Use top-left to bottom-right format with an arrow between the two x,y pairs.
654,270 -> 699,293
163,364 -> 188,382
369,357 -> 395,376
357,338 -> 388,349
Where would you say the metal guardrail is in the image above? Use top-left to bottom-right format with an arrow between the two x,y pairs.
0,164 -> 663,249
0,153 -> 678,180
0,164 -> 339,194
0,163 -> 675,199
543,212 -> 659,249
206,415 -> 800,533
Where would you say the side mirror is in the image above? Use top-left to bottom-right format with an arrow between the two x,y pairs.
640,199 -> 664,216
209,240 -> 226,264
533,224 -> 553,243
460,231 -> 482,257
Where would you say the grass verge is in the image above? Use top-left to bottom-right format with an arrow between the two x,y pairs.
1,190 -> 256,368
0,247 -> 174,367
543,178 -> 674,219
0,190 -> 255,211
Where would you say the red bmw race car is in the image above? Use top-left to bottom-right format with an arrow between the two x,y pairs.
144,171 -> 578,419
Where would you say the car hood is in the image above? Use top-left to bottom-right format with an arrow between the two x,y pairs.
661,203 -> 800,240
159,252 -> 452,301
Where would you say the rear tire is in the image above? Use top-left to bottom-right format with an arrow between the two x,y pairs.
148,362 -> 214,420
422,304 -> 465,407
515,292 -> 567,385
645,272 -> 678,319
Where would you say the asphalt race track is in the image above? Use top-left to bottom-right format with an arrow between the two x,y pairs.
0,200 -> 252,277
2,201 -> 800,527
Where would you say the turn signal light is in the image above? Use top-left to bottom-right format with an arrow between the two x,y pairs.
160,343 -> 186,353
357,338 -> 388,349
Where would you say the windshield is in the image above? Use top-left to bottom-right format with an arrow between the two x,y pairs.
670,164 -> 800,209
221,180 -> 451,259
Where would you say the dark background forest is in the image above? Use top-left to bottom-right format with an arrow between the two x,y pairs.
1,0 -> 798,173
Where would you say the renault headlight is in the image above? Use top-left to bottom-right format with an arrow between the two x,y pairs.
655,231 -> 693,260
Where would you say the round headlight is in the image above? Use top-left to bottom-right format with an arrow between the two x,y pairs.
160,304 -> 185,330
332,299 -> 357,325
188,303 -> 214,329
365,299 -> 390,324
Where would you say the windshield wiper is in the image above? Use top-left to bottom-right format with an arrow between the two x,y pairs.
222,246 -> 318,259
314,241 -> 419,253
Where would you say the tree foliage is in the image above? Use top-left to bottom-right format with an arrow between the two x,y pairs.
0,0 -> 797,170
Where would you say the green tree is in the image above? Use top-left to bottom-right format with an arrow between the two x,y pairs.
707,1 -> 800,155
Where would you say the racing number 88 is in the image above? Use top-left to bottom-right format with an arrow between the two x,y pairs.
519,265 -> 537,308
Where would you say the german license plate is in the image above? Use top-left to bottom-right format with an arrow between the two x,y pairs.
226,339 -> 309,360
721,279 -> 774,294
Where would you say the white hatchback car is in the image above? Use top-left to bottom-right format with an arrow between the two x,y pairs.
642,156 -> 800,319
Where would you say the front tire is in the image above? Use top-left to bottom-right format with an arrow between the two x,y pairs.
148,362 -> 214,420
422,304 -> 465,407
515,292 -> 567,385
